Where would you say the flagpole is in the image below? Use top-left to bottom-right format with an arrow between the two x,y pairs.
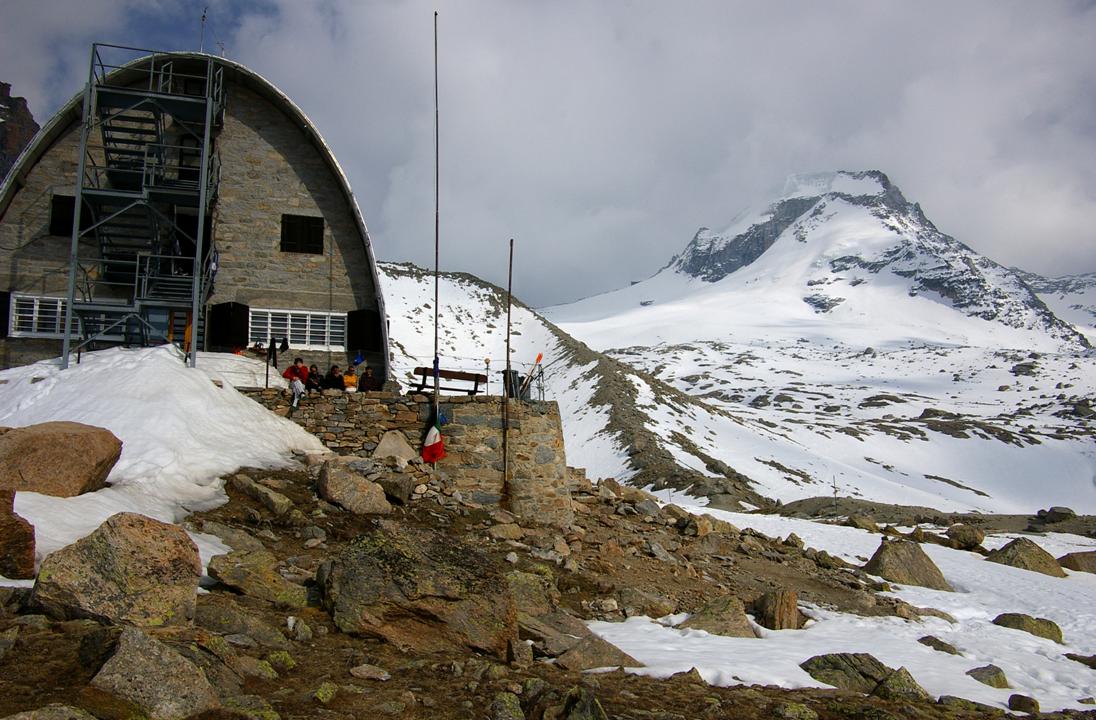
432,11 -> 441,427
503,238 -> 514,499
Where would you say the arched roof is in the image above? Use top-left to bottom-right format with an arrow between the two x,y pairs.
0,51 -> 390,364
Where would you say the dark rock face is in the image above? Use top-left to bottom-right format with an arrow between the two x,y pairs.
317,520 -> 517,659
0,82 -> 39,183
673,196 -> 821,281
31,512 -> 201,626
0,489 -> 35,579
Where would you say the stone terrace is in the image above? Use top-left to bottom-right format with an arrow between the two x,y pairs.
240,388 -> 574,527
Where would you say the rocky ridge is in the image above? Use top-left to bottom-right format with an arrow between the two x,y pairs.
0,82 -> 38,185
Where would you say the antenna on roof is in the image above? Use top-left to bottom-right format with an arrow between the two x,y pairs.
200,6 -> 208,52
217,41 -> 226,58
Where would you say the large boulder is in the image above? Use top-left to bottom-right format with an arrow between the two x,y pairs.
1058,551 -> 1096,574
0,422 -> 121,497
985,537 -> 1066,577
32,513 -> 200,626
799,653 -> 893,693
317,461 -> 392,515
966,664 -> 1009,688
317,520 -> 517,659
863,540 -> 953,591
754,589 -> 803,630
993,613 -> 1063,643
90,626 -> 219,719
194,594 -> 289,649
800,653 -> 931,700
679,595 -> 757,638
0,489 -> 35,579
945,524 -> 985,551
556,635 -> 641,671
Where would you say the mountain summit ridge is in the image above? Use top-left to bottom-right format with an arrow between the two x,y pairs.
661,169 -> 1088,349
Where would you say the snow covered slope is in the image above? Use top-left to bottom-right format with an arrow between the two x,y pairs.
1013,269 -> 1096,345
0,346 -> 325,568
543,171 -> 1096,513
548,171 -> 1088,353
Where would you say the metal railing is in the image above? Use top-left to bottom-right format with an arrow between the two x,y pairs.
91,44 -> 215,100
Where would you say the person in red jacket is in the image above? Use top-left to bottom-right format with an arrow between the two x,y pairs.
282,357 -> 308,409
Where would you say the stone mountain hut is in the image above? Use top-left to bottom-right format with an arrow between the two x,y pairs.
0,44 -> 390,377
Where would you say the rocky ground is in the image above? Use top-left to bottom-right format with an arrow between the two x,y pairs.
777,496 -> 1096,538
4,452 -> 1096,720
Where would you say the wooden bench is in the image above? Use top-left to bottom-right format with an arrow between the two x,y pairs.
413,367 -> 488,396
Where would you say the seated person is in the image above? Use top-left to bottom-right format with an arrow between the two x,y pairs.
305,364 -> 323,393
343,365 -> 359,390
357,365 -> 383,392
323,365 -> 344,390
281,357 -> 308,408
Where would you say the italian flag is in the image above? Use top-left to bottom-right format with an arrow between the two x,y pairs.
422,417 -> 445,463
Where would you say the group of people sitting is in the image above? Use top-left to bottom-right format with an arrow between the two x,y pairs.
282,358 -> 383,404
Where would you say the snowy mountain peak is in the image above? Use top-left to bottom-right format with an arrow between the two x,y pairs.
780,169 -> 889,200
671,170 -> 912,282
661,170 -> 1089,349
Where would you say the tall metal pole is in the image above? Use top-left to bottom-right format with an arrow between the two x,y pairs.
189,57 -> 215,368
61,45 -> 98,370
432,11 -> 440,415
503,239 -> 514,495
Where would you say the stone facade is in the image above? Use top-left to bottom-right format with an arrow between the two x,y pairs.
241,388 -> 574,527
0,55 -> 387,372
210,84 -> 383,373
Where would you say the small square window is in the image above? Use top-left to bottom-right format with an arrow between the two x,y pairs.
280,214 -> 324,254
49,195 -> 76,236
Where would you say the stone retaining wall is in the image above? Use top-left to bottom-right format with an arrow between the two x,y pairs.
240,388 -> 573,526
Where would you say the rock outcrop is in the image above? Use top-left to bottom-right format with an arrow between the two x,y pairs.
32,512 -> 201,626
0,82 -> 39,183
317,520 -> 517,659
985,537 -> 1066,577
0,422 -> 121,498
90,627 -> 219,719
863,540 -> 953,591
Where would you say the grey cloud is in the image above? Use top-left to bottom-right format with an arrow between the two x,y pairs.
4,0 -> 1095,306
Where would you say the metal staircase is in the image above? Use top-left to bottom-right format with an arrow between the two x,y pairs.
61,44 -> 224,368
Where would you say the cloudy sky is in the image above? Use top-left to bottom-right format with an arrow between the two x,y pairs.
3,0 -> 1095,306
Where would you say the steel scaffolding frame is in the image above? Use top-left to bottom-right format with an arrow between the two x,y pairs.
61,43 -> 224,368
